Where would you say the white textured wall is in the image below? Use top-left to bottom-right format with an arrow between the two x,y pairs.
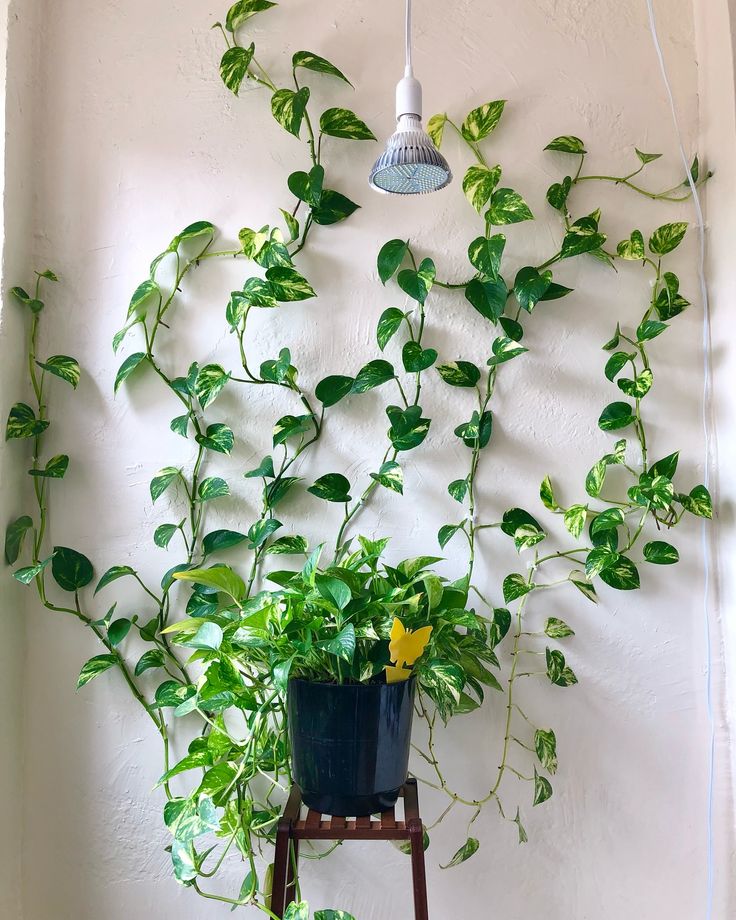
5,0 -> 732,917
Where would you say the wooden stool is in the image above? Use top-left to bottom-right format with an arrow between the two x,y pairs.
271,778 -> 429,919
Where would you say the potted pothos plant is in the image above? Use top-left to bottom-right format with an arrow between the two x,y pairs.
169,537 -> 493,817
3,1 -> 713,917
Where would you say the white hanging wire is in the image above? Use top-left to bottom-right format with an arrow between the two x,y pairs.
405,0 -> 413,74
644,2 -> 715,917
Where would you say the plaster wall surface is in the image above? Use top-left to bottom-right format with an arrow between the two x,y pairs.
3,0 -> 732,918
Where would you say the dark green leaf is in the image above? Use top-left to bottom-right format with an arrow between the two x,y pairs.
52,546 -> 94,592
150,467 -> 180,503
679,484 -> 712,519
650,451 -> 679,480
397,258 -> 435,304
487,336 -> 527,366
244,456 -> 275,479
154,523 -> 179,549
514,267 -> 551,312
311,189 -> 360,226
503,573 -> 532,603
377,239 -> 409,284
464,276 -> 507,323
637,319 -> 668,342
387,405 -> 431,451
325,623 -> 356,661
604,351 -> 634,381
5,515 -> 33,564
598,554 -> 640,590
438,522 -> 464,549
95,564 -> 136,594
307,473 -> 351,503
194,364 -> 230,409
28,454 -> 69,479
273,414 -> 313,445
533,768 -> 553,806
203,530 -> 247,556
402,342 -> 437,373
316,375 -> 354,407
108,618 -> 132,647
135,649 -> 165,676
468,234 -> 505,278
351,359 -> 395,394
598,402 -> 635,432
247,518 -> 282,549
643,541 -> 679,565
546,176 -> 572,211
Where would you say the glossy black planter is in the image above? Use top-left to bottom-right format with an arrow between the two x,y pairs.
288,677 -> 415,816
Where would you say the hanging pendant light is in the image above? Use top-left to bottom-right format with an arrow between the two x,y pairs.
368,0 -> 452,195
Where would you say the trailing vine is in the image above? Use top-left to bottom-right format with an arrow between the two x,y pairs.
4,2 -> 712,917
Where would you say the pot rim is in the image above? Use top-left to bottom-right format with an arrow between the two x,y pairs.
287,675 -> 416,691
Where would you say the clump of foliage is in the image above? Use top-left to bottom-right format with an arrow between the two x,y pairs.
4,1 -> 711,916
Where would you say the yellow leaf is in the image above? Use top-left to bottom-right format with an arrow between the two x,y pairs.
389,617 -> 433,668
385,665 -> 412,684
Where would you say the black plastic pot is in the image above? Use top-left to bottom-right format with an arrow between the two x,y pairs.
288,677 -> 415,816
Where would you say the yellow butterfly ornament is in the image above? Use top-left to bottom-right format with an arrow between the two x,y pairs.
385,617 -> 433,684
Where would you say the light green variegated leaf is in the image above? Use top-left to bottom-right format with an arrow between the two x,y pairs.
448,479 -> 469,503
264,535 -> 308,556
655,272 -> 690,321
247,518 -> 282,549
616,230 -> 645,261
114,352 -> 147,394
280,209 -> 299,243
220,43 -> 254,95
617,369 -> 653,399
172,566 -> 246,603
308,473 -> 351,503
284,903 -> 311,920
150,467 -> 181,503
315,375 -> 354,407
52,546 -> 94,592
544,135 -> 587,154
436,361 -> 481,388
77,654 -> 118,690
501,508 -> 546,552
649,221 -> 688,256
585,459 -> 607,497
315,910 -> 357,920
637,319 -> 668,342
273,414 -> 313,446
28,454 -> 69,479
5,403 -> 49,440
533,768 -> 553,806
377,239 -> 409,285
503,573 -> 532,603
679,484 -> 712,519
325,623 -> 356,661
427,113 -> 447,147
5,515 -> 33,564
13,555 -> 53,585
376,307 -> 405,350
271,87 -> 310,137
225,0 -> 276,31
238,227 -> 269,259
36,355 -> 80,389
643,541 -> 679,565
370,460 -> 404,495
265,265 -> 316,301
569,570 -> 597,604
560,217 -> 606,260
514,807 -> 528,844
292,50 -> 352,85
195,364 -> 230,409
126,279 -> 160,320
544,618 -> 574,639
487,336 -> 528,366
635,147 -> 662,164
154,523 -> 179,549
563,504 -> 588,539
441,837 -> 479,869
319,107 -> 375,140
196,423 -> 235,455
539,475 -> 559,511
598,554 -> 640,591
468,234 -> 505,279
461,100 -> 505,141
535,728 -> 558,773
487,188 -> 534,226
462,164 -> 501,212
198,477 -> 229,502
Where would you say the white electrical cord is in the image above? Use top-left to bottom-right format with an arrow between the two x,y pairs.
405,0 -> 413,75
644,2 -> 715,917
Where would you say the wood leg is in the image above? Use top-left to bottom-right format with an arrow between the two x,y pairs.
285,839 -> 300,910
408,819 -> 429,920
271,816 -> 291,918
